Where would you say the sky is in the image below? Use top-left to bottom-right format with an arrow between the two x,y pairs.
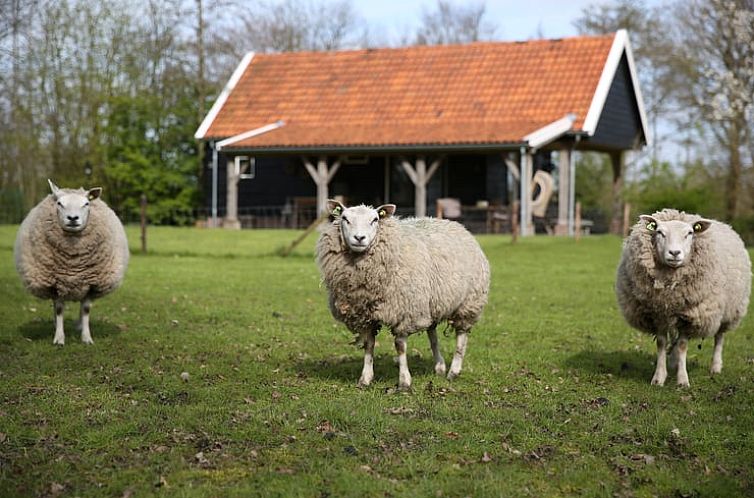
355,0 -> 638,43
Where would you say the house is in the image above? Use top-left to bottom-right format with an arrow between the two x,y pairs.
195,29 -> 649,235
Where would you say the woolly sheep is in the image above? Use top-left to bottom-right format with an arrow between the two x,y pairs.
316,200 -> 490,389
616,209 -> 751,387
14,180 -> 129,345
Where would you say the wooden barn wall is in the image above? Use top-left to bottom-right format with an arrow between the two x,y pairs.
589,54 -> 643,150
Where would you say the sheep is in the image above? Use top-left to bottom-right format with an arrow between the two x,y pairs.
316,199 -> 490,389
14,180 -> 129,345
615,208 -> 751,387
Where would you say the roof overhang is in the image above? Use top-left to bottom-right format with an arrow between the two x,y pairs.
523,114 -> 576,150
582,29 -> 651,146
195,51 -> 256,140
215,121 -> 286,150
217,141 -> 526,155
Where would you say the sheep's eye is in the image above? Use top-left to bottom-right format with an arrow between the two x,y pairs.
371,217 -> 379,224
84,202 -> 89,207
341,216 -> 349,224
57,201 -> 63,208
646,221 -> 656,231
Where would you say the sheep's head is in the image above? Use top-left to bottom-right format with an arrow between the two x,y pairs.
640,214 -> 711,268
48,179 -> 102,233
327,199 -> 396,253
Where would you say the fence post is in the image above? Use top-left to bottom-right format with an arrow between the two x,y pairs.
575,201 -> 582,241
511,200 -> 520,244
140,194 -> 147,254
622,202 -> 631,238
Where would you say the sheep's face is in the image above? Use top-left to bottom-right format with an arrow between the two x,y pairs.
641,215 -> 711,268
48,179 -> 102,233
327,200 -> 396,253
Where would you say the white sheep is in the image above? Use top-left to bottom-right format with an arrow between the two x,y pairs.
14,180 -> 129,345
616,209 -> 751,387
316,200 -> 490,389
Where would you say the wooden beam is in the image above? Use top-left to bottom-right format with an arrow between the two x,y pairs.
555,148 -> 570,236
302,156 -> 342,216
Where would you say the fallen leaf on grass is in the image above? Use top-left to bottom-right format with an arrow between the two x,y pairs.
445,431 -> 459,439
316,420 -> 334,433
0,432 -> 6,443
49,483 -> 65,496
195,451 -> 209,466
630,453 -> 656,465
481,452 -> 493,463
385,407 -> 414,415
154,476 -> 168,488
276,467 -> 295,475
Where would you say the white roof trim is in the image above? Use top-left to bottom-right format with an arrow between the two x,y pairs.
194,51 -> 255,140
582,29 -> 650,146
215,121 -> 285,151
524,113 -> 576,149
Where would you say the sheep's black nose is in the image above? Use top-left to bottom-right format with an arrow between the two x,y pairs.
669,250 -> 681,257
67,215 -> 79,222
354,235 -> 366,242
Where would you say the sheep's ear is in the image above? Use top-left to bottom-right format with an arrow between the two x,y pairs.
693,219 -> 712,234
376,204 -> 396,219
87,187 -> 102,201
326,199 -> 345,217
48,179 -> 61,198
639,215 -> 658,232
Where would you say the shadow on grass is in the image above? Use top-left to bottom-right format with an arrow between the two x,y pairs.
564,349 -> 656,383
19,319 -> 120,342
297,352 -> 440,384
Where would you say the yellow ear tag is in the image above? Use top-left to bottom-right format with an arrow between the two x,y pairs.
332,206 -> 342,216
379,209 -> 386,218
646,221 -> 656,231
693,222 -> 702,232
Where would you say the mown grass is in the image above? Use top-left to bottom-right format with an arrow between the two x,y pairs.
1,224 -> 753,497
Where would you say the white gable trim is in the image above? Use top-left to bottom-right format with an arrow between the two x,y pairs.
524,114 -> 576,149
194,51 -> 255,140
215,121 -> 285,150
582,29 -> 650,146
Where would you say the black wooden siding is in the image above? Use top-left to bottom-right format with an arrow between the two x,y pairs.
588,54 -> 644,150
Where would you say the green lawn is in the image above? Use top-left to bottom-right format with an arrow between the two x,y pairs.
1,225 -> 753,497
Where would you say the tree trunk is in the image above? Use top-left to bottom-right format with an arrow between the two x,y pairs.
724,121 -> 742,221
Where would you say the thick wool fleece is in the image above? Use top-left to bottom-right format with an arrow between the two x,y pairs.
616,209 -> 751,339
14,191 -> 129,302
317,216 -> 490,337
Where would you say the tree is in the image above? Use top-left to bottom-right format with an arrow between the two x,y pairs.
232,0 -> 364,54
414,0 -> 495,45
672,0 -> 754,221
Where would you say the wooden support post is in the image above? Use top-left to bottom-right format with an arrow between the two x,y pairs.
225,156 -> 241,229
575,201 -> 582,242
555,148 -> 570,235
511,200 -> 520,244
303,156 -> 342,216
401,156 -> 442,218
609,151 -> 624,235
622,202 -> 631,238
140,194 -> 147,254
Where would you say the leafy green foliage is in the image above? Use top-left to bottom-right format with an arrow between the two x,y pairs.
1,227 -> 753,497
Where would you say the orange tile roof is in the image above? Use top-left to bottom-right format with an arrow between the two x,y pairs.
201,34 -> 616,149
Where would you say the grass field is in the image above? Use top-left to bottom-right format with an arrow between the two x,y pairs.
1,225 -> 753,497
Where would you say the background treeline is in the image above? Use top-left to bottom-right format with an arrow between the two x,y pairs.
1,0 -> 752,240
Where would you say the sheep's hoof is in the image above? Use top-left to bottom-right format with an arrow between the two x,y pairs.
81,337 -> 94,345
447,370 -> 460,381
53,335 -> 65,346
650,376 -> 665,386
434,363 -> 447,376
397,382 -> 412,392
710,364 -> 722,375
357,378 -> 372,389
676,379 -> 690,388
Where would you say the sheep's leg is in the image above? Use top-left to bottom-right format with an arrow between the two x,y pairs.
650,334 -> 668,386
427,325 -> 446,376
395,335 -> 412,389
668,340 -> 679,371
53,299 -> 65,345
79,298 -> 93,345
710,331 -> 724,374
675,336 -> 690,387
447,330 -> 468,380
357,330 -> 376,387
